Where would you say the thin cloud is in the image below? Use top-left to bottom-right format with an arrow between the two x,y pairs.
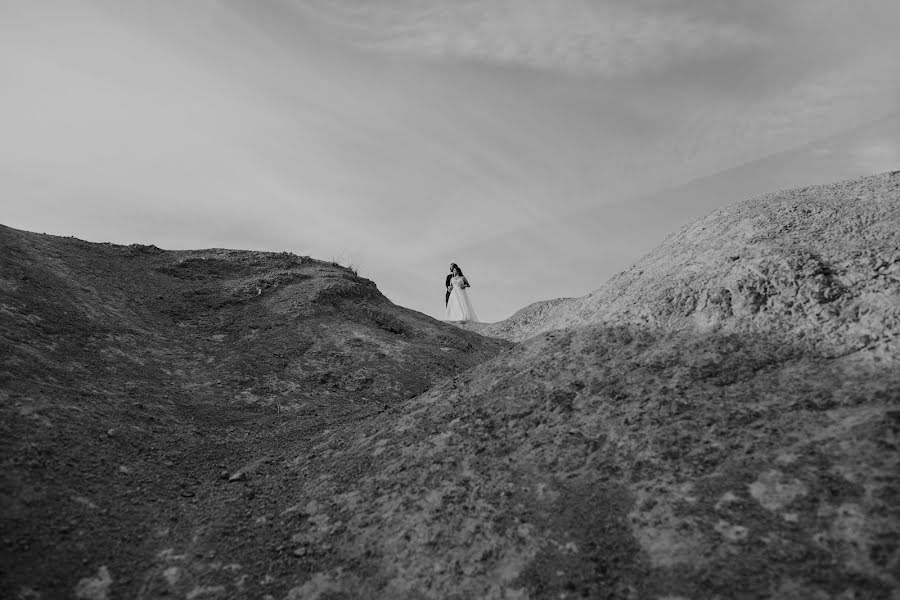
295,0 -> 768,77
4,0 -> 899,323
652,50 -> 900,185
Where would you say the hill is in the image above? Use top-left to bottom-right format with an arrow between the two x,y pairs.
328,173 -> 898,598
471,170 -> 900,350
0,227 -> 508,599
2,171 -> 899,599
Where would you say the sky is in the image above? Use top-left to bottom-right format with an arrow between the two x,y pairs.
2,0 -> 899,322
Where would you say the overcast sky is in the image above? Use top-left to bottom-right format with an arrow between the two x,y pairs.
2,0 -> 899,322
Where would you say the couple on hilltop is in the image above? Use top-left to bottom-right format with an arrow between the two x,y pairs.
444,263 -> 479,322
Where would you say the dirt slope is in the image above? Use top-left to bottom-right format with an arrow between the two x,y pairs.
461,297 -> 577,341
2,171 -> 899,600
473,171 -> 900,350
413,172 -> 898,598
318,173 -> 898,598
357,328 -> 898,598
0,226 -> 508,599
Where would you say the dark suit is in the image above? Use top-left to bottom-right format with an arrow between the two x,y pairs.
445,273 -> 453,306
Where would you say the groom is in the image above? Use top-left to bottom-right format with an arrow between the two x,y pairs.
445,263 -> 457,306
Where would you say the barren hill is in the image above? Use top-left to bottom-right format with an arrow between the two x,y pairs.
348,172 -> 899,598
472,171 -> 900,352
3,172 -> 900,600
0,227 -> 507,599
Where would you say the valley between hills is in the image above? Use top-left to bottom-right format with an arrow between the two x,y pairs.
2,172 -> 899,599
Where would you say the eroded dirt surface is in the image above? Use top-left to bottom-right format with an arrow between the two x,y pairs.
2,173 -> 899,599
341,326 -> 898,598
0,226 -> 508,599
468,171 -> 900,350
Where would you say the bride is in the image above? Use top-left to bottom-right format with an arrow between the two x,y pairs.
445,263 -> 479,322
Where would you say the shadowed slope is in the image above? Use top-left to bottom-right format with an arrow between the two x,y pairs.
328,325 -> 898,598
268,173 -> 898,598
0,226 -> 508,599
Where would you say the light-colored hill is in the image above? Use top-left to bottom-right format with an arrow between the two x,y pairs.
458,296 -> 576,340
473,171 -> 900,354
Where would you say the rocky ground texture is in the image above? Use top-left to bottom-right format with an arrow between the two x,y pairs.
2,171 -> 899,599
468,171 -> 900,353
0,229 -> 507,599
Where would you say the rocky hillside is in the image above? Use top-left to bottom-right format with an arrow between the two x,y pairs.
286,173 -> 897,599
2,172 -> 899,600
462,297 -> 577,342
472,171 -> 900,352
0,227 -> 508,599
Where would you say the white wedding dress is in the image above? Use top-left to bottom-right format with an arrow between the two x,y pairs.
445,275 -> 479,322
